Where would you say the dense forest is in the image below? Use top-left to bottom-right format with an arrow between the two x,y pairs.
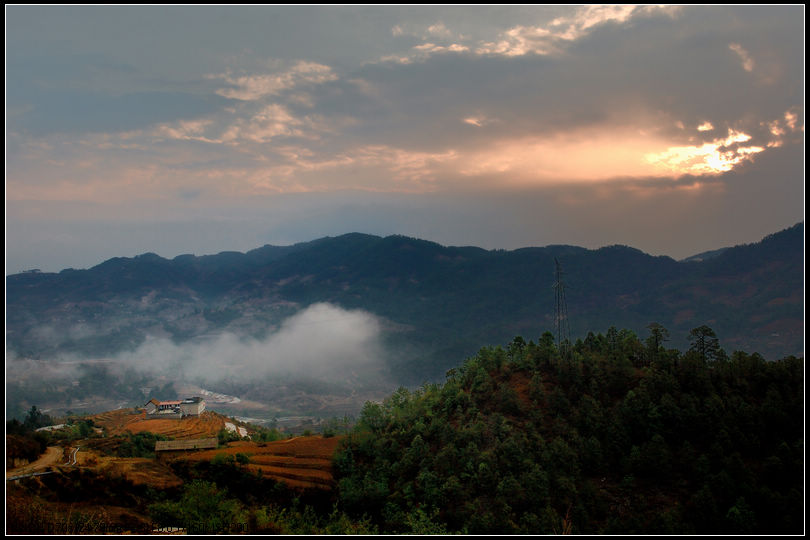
333,327 -> 804,534
6,326 -> 804,535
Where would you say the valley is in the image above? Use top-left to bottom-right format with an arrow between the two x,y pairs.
6,224 -> 804,422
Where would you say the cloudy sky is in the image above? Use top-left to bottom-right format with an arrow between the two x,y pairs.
6,5 -> 804,274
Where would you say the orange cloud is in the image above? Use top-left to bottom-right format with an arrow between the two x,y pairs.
457,125 -> 771,186
729,43 -> 755,72
645,130 -> 764,175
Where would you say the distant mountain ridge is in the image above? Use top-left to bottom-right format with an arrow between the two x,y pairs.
6,223 -> 803,382
679,247 -> 729,263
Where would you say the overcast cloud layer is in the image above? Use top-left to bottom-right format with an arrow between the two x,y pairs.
5,6 -> 805,273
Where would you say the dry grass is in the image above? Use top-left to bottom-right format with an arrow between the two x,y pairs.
6,487 -> 151,534
88,456 -> 183,489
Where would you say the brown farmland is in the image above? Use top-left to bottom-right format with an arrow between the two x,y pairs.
174,436 -> 343,490
91,409 -> 230,439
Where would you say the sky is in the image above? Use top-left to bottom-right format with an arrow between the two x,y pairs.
5,5 -> 805,274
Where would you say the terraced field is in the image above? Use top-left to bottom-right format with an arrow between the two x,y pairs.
177,436 -> 342,491
87,409 -> 336,490
91,409 -> 230,439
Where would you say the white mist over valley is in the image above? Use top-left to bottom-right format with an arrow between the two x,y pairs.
6,303 -> 396,421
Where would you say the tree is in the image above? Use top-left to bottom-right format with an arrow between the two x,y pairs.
645,323 -> 670,365
23,405 -> 50,431
149,480 -> 243,534
689,326 -> 720,364
508,336 -> 527,363
606,326 -> 619,358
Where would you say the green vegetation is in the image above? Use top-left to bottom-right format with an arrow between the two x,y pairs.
148,480 -> 247,534
5,324 -> 803,535
333,328 -> 804,534
250,424 -> 285,442
163,452 -> 378,534
321,415 -> 354,438
116,432 -> 170,458
6,406 -> 58,462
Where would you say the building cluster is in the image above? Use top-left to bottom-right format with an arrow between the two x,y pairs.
144,396 -> 205,418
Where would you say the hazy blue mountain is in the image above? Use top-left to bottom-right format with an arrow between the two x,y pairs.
6,223 -> 803,383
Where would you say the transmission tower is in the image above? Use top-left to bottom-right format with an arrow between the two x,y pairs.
553,258 -> 571,359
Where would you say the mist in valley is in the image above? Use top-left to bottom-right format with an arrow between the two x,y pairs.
6,303 -> 398,420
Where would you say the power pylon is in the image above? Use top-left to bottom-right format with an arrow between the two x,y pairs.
553,258 -> 571,360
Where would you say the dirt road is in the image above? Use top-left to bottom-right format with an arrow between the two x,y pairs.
6,446 -> 64,479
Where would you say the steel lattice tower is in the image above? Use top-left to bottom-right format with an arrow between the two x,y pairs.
553,258 -> 571,359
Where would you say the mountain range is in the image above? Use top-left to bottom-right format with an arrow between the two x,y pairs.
6,223 -> 804,384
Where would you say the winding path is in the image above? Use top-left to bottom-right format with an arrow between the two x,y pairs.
6,446 -> 64,480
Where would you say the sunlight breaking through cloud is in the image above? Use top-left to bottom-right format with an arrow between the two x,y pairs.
645,130 -> 764,175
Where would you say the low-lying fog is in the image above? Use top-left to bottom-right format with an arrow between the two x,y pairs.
7,303 -> 397,418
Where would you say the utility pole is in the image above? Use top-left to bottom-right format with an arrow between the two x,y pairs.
553,258 -> 571,360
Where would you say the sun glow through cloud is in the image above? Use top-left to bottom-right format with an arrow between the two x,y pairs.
456,124 -> 774,185
644,130 -> 764,175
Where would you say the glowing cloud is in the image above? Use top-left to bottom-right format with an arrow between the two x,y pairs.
457,124 -> 773,186
221,104 -> 307,143
412,42 -> 469,54
477,5 -> 680,57
476,25 -> 559,57
783,111 -> 799,131
427,22 -> 453,38
211,61 -> 338,101
458,128 -> 673,184
729,43 -> 755,72
463,115 -> 497,128
243,144 -> 459,194
645,129 -> 764,175
697,121 -> 714,132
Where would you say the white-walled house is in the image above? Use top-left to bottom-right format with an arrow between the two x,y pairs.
179,397 -> 205,416
144,397 -> 205,418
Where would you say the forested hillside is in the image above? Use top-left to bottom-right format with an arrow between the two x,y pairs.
333,330 -> 804,534
6,224 -> 803,386
8,329 -> 802,535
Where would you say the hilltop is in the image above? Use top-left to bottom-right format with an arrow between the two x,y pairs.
7,331 -> 802,534
334,335 -> 804,534
6,224 -> 804,391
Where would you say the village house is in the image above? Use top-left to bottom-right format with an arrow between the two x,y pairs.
179,397 -> 206,416
144,397 -> 206,418
154,438 -> 218,461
